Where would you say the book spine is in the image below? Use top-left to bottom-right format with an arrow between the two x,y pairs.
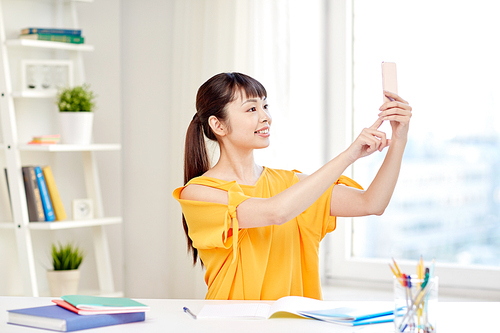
21,27 -> 82,36
66,311 -> 146,331
22,167 -> 45,222
36,34 -> 84,44
34,166 -> 55,222
42,166 -> 67,221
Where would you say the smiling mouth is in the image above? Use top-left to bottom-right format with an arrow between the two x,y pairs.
255,128 -> 269,134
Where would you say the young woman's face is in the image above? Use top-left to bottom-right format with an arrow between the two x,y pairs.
221,91 -> 271,150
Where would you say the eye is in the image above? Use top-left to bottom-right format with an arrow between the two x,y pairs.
248,107 -> 257,112
263,104 -> 269,110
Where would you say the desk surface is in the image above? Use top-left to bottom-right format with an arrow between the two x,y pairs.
1,296 -> 498,332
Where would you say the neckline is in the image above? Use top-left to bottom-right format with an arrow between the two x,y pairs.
196,166 -> 267,187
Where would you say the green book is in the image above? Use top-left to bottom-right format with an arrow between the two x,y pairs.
61,295 -> 149,311
19,33 -> 84,44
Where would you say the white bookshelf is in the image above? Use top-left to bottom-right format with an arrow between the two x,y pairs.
18,144 -> 121,152
5,39 -> 94,51
0,0 -> 121,297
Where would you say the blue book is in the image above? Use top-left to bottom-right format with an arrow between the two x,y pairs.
7,305 -> 145,332
34,166 -> 55,221
21,27 -> 82,36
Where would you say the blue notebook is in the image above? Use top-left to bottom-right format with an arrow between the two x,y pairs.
7,305 -> 145,332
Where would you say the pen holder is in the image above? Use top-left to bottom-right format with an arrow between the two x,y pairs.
394,275 -> 438,333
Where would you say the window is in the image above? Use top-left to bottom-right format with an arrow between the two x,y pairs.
326,0 -> 500,295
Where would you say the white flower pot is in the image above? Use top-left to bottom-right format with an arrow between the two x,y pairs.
59,112 -> 94,145
46,269 -> 81,297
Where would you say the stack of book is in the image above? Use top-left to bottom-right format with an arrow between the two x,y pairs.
20,27 -> 84,44
7,295 -> 149,332
20,165 -> 67,222
29,134 -> 61,145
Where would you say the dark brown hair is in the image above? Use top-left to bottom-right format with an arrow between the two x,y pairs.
183,72 -> 267,265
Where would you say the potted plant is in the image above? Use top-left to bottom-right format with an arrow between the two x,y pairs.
46,242 -> 85,297
57,84 -> 96,145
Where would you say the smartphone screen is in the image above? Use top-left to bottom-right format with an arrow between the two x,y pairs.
382,62 -> 398,102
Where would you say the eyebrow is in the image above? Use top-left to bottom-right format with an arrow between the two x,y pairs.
241,97 -> 267,106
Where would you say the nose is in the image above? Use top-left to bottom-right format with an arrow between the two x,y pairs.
260,108 -> 271,124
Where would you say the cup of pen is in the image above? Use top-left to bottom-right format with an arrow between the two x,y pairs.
394,275 -> 438,333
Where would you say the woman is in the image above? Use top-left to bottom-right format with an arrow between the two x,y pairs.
173,72 -> 412,300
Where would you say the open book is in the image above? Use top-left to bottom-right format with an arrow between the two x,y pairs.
196,296 -> 400,326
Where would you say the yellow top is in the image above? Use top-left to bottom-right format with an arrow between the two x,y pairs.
173,167 -> 362,300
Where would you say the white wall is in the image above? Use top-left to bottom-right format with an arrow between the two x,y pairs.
121,0 -> 206,299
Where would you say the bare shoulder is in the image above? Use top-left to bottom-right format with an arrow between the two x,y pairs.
179,184 -> 228,205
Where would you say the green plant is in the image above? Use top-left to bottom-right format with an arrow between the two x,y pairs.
56,84 -> 96,112
51,242 -> 85,270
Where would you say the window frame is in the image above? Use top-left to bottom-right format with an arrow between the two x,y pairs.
322,0 -> 500,299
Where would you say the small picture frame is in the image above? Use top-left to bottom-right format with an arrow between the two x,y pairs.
72,199 -> 94,220
21,59 -> 74,94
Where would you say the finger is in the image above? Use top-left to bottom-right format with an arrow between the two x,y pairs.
384,90 -> 408,104
380,101 -> 412,112
378,109 -> 412,118
361,129 -> 387,152
369,117 -> 384,130
381,115 -> 411,124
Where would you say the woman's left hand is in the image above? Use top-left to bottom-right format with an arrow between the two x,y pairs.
378,91 -> 412,141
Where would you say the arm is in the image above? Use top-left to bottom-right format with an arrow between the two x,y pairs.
329,91 -> 412,217
181,109 -> 393,228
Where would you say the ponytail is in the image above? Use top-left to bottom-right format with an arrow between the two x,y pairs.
184,113 -> 210,184
183,113 -> 210,266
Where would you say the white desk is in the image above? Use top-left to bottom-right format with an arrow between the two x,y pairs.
0,296 -> 497,332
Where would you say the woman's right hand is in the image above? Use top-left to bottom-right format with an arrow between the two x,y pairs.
343,117 -> 388,164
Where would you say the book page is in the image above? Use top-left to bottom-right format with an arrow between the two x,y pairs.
268,296 -> 332,318
197,303 -> 271,319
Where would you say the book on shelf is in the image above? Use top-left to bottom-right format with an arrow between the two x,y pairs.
7,305 -> 145,332
34,166 -> 55,221
196,296 -> 398,326
42,166 -> 67,221
29,134 -> 61,145
20,33 -> 84,44
22,166 -> 45,222
21,27 -> 82,36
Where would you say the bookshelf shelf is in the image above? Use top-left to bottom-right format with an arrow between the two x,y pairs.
12,91 -> 57,98
5,39 -> 94,51
28,217 -> 122,230
0,217 -> 122,230
18,144 -> 121,152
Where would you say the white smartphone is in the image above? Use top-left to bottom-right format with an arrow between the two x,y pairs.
382,62 -> 398,102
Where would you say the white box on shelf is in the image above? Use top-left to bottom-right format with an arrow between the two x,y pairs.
20,59 -> 74,95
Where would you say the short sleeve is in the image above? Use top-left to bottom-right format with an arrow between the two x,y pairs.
297,175 -> 363,240
173,182 -> 251,263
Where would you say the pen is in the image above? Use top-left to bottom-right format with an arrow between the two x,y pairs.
183,307 -> 197,319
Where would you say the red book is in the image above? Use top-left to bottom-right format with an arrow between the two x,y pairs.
52,300 -> 147,315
